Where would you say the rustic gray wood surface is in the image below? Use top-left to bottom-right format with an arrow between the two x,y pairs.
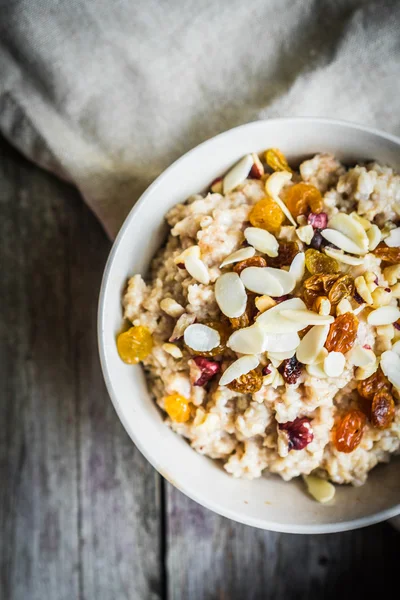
0,136 -> 398,600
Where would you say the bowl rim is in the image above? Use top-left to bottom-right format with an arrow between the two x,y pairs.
98,117 -> 400,533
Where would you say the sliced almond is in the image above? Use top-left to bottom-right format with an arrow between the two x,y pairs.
160,298 -> 185,318
296,225 -> 314,245
262,332 -> 301,352
227,324 -> 266,354
215,272 -> 247,318
271,371 -> 285,388
289,252 -> 305,284
323,247 -> 364,266
384,226 -> 400,248
223,155 -> 253,194
313,347 -> 328,364
350,212 -> 371,231
268,348 -> 296,361
220,246 -> 255,268
367,306 -> 400,326
367,224 -> 382,251
279,309 -> 334,326
380,350 -> 400,389
255,295 -> 276,312
162,343 -> 183,358
296,325 -> 330,365
306,362 -> 328,378
240,267 -> 284,296
185,255 -> 210,284
263,267 -> 296,294
174,245 -> 200,264
321,229 -> 366,255
219,355 -> 259,386
336,298 -> 353,316
355,361 -> 379,380
329,213 -> 369,251
250,153 -> 264,178
256,298 -> 307,333
265,171 -> 296,226
304,475 -> 335,504
323,351 -> 345,377
392,340 -> 400,355
183,324 -> 220,352
347,345 -> 376,367
244,227 -> 279,257
269,357 -> 283,368
355,276 -> 373,305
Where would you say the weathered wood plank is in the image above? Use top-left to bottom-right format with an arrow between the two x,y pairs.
166,482 -> 399,600
0,138 -> 163,600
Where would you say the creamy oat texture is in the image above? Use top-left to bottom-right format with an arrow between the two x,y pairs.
123,153 -> 400,485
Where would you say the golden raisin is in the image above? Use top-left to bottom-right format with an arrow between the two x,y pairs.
303,288 -> 319,310
117,325 -> 153,364
268,241 -> 300,268
233,255 -> 267,275
334,409 -> 366,453
249,197 -> 285,234
305,249 -> 339,275
325,313 -> 358,353
227,369 -> 263,393
372,243 -> 400,264
164,393 -> 191,423
265,148 -> 292,173
328,275 -> 355,305
357,367 -> 391,400
304,273 -> 340,293
285,183 -> 323,218
186,320 -> 230,357
371,390 -> 395,429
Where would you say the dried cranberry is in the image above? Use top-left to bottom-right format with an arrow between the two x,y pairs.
353,291 -> 364,304
192,357 -> 221,386
394,320 -> 400,331
279,417 -> 314,451
176,262 -> 186,269
385,287 -> 391,292
278,356 -> 303,384
262,365 -> 272,376
363,344 -> 372,350
308,212 -> 328,229
310,230 -> 324,250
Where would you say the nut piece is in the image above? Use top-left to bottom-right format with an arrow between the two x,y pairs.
391,283 -> 400,298
244,227 -> 279,257
304,475 -> 335,504
255,295 -> 276,312
355,276 -> 373,305
367,306 -> 400,326
371,287 -> 392,308
314,296 -> 331,316
210,177 -> 223,193
160,298 -> 185,318
296,225 -> 314,245
336,298 -> 353,316
376,324 -> 395,340
162,343 -> 183,358
355,361 -> 379,380
383,264 -> 400,286
220,246 -> 256,268
223,155 -> 253,194
367,224 -> 382,251
350,212 -> 371,230
219,355 -> 260,386
250,153 -> 264,179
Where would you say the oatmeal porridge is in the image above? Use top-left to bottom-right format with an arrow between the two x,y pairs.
117,148 -> 400,502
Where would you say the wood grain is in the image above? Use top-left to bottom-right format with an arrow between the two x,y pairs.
0,138 -> 162,600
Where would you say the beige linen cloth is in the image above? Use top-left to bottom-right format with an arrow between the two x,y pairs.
0,0 -> 399,526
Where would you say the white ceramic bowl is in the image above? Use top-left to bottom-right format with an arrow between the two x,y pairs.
98,118 -> 400,533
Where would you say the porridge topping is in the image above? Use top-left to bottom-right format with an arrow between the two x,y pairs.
118,147 -> 400,501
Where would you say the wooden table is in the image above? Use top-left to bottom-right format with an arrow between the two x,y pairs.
0,136 -> 398,600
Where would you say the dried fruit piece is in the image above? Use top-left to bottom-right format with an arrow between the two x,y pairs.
278,356 -> 303,384
328,275 -> 355,305
249,197 -> 285,234
304,273 -> 340,294
285,183 -> 323,218
227,369 -> 263,393
186,321 -> 230,357
325,313 -> 358,353
357,367 -> 390,400
233,255 -> 267,275
268,241 -> 300,268
265,148 -> 292,173
220,246 -> 255,268
220,355 -> 259,386
164,393 -> 191,423
373,243 -> 400,264
191,357 -> 221,387
305,249 -> 339,275
117,325 -> 153,364
279,417 -> 313,450
308,212 -> 328,229
371,390 -> 395,429
334,409 -> 366,453
310,230 -> 324,250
